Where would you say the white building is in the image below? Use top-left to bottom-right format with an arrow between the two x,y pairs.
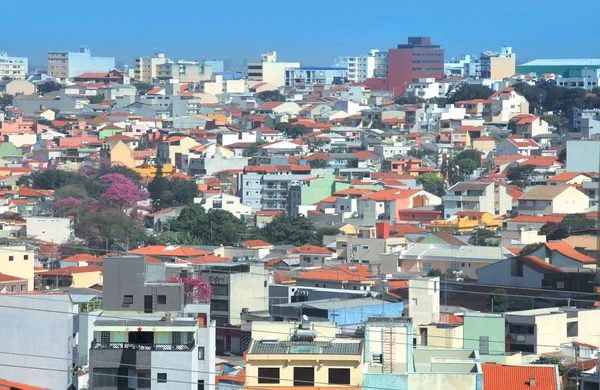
0,51 -> 28,80
444,54 -> 478,78
406,79 -> 450,100
334,49 -> 378,83
285,67 -> 348,87
246,51 -> 301,87
47,47 -> 115,79
195,193 -> 251,218
26,217 -> 74,244
556,68 -> 600,91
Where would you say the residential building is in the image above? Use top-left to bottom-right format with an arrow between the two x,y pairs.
0,51 -> 28,80
495,135 -> 540,156
157,136 -> 200,166
526,241 -> 596,269
186,149 -> 248,176
504,307 -> 600,354
26,217 -> 74,244
482,364 -> 559,390
397,243 -> 513,277
333,49 -> 378,82
444,54 -> 477,77
569,109 -> 600,138
0,293 -> 79,389
40,266 -> 103,289
0,245 -> 35,289
362,318 -> 483,390
134,52 -> 169,82
285,67 -> 348,87
0,79 -> 35,95
247,51 -> 300,87
517,185 -> 589,215
357,189 -> 441,226
387,37 -> 444,95
463,313 -> 506,362
443,182 -> 512,218
245,322 -> 363,389
479,46 -> 516,79
156,61 -> 212,83
548,171 -> 593,186
0,273 -> 29,293
483,87 -> 529,123
89,255 -> 216,390
196,193 -> 251,218
47,47 -> 115,79
200,59 -> 224,74
556,68 -> 600,90
512,114 -> 550,138
430,211 -> 502,233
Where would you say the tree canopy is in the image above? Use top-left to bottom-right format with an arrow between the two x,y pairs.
540,213 -> 595,240
170,204 -> 248,246
256,90 -> 286,103
37,81 -> 63,94
416,173 -> 445,197
446,84 -> 493,104
513,80 -> 600,114
274,122 -> 308,138
309,159 -> 330,169
133,82 -> 154,95
258,214 -> 318,246
89,94 -> 105,104
486,288 -> 509,313
507,165 -> 536,187
468,229 -> 500,246
148,166 -> 199,211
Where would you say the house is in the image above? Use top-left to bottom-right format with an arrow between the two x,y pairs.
25,217 -> 74,244
0,79 -> 36,95
0,273 -> 29,293
157,136 -> 200,165
481,364 -> 558,390
245,322 -> 363,389
59,253 -> 99,268
196,192 -> 251,218
518,185 -> 589,215
128,245 -> 207,262
431,211 -> 502,233
547,171 -> 593,186
290,244 -> 335,267
483,87 -> 530,123
99,140 -> 136,168
357,189 -> 441,226
527,241 -> 596,269
505,215 -> 563,232
256,101 -> 301,115
471,135 -> 497,154
295,265 -> 374,290
512,114 -> 550,138
495,136 -> 540,156
39,266 -> 103,289
242,240 -> 274,259
145,206 -> 185,233
443,182 -> 512,218
476,255 -> 566,289
0,245 -> 35,289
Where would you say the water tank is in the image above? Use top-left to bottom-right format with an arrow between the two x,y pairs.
292,329 -> 317,341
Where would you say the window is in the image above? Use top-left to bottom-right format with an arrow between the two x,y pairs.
509,324 -> 534,334
158,295 -> 167,304
372,353 -> 383,363
198,346 -> 205,360
20,284 -> 26,292
511,259 -> 524,277
412,298 -> 418,305
422,262 -> 432,270
362,245 -> 369,250
198,380 -> 205,390
479,336 -> 490,355
172,332 -> 182,344
567,322 -> 578,337
24,255 -> 28,260
101,331 -> 110,344
294,367 -> 315,387
329,368 -> 350,385
157,373 -> 167,383
258,368 -> 280,384
8,256 -> 13,261
93,368 -> 119,387
123,295 -> 133,305
10,285 -> 15,292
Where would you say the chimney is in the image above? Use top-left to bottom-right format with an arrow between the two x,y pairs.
376,222 -> 390,239
165,313 -> 172,322
528,376 -> 536,387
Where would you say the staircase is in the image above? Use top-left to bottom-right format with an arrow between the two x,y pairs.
382,328 -> 395,373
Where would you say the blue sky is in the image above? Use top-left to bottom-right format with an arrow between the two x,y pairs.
5,0 -> 600,68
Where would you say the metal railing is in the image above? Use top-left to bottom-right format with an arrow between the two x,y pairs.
91,340 -> 195,351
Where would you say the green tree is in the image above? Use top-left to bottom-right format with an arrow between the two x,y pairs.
133,82 -> 154,95
75,210 -> 147,251
531,356 -> 566,375
309,159 -> 330,169
157,231 -> 203,245
519,242 -> 544,256
256,90 -> 286,102
557,148 -> 566,164
486,288 -> 509,313
316,227 -> 340,244
416,173 -> 445,197
394,95 -> 424,105
171,205 -> 248,246
274,122 -> 308,138
457,159 -> 478,177
88,94 -> 105,104
345,158 -> 359,168
507,165 -> 536,187
540,213 -> 596,240
37,81 -> 63,94
543,114 -> 567,128
0,93 -> 13,108
243,140 -> 268,157
468,229 -> 500,246
259,214 -> 318,246
427,268 -> 443,277
455,149 -> 482,167
446,84 -> 493,104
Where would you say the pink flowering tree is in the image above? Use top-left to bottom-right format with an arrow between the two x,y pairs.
168,277 -> 212,304
52,197 -> 84,217
99,173 -> 149,209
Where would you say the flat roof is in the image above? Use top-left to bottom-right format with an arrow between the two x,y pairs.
273,297 -> 396,310
520,59 -> 600,66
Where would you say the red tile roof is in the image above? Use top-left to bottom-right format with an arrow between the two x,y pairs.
509,215 -> 564,224
0,378 -> 49,390
544,242 -> 596,264
259,102 -> 284,110
296,265 -> 374,282
548,171 -> 590,182
360,189 -> 419,201
0,273 -> 26,282
482,363 -> 557,390
43,266 -> 102,276
291,245 -> 333,255
61,254 -> 98,263
519,255 -> 563,274
243,240 -> 274,248
129,245 -> 206,257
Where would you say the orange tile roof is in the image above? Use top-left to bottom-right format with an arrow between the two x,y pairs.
259,102 -> 284,110
385,280 -> 408,289
273,271 -> 294,284
334,188 -> 373,196
519,255 -> 563,273
243,239 -> 274,248
0,378 -> 49,390
509,215 -> 563,224
388,224 -> 427,237
544,242 -> 596,264
516,115 -> 540,125
548,171 -> 589,182
129,245 -> 207,257
297,265 -> 374,282
43,266 -> 102,276
354,151 -> 379,161
482,363 -> 557,390
184,255 -> 231,264
359,189 -> 419,201
291,245 -> 333,255
61,254 -> 97,263
0,273 -> 27,282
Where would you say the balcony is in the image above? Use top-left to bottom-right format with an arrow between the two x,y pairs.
91,340 -> 195,351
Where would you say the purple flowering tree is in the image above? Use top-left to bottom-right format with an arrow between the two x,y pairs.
167,277 -> 213,304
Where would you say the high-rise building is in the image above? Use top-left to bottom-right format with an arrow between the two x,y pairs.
134,52 -> 168,83
333,49 -> 379,83
480,46 -> 516,79
47,47 -> 115,79
0,51 -> 28,80
247,51 -> 300,87
387,37 -> 444,95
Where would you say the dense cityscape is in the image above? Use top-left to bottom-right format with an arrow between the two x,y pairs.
0,33 -> 599,390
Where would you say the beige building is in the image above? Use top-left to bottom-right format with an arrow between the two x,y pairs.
245,322 -> 362,390
99,140 -> 135,168
417,323 -> 464,348
472,135 -> 497,154
247,51 -> 300,87
39,266 -> 103,289
0,246 -> 34,290
156,61 -> 212,83
513,115 -> 550,138
157,136 -> 200,165
0,51 -> 28,80
134,52 -> 168,83
0,79 -> 35,95
518,185 -> 589,215
480,47 -> 516,80
483,87 -> 530,123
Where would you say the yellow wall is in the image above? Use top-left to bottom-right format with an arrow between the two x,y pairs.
72,271 -> 103,288
134,164 -> 174,178
490,56 -> 516,80
0,247 -> 34,288
419,325 -> 463,348
110,141 -> 135,168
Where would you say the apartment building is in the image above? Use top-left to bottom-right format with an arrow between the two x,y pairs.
517,185 -> 589,215
0,51 -> 28,80
387,37 -> 444,95
443,182 -> 512,218
483,87 -> 529,123
285,67 -> 348,87
237,166 -> 312,212
0,245 -> 35,290
134,52 -> 169,82
157,136 -> 200,165
247,51 -> 300,87
47,47 -> 115,79
156,61 -> 212,83
90,255 -> 216,390
479,46 -> 516,79
333,49 -> 378,82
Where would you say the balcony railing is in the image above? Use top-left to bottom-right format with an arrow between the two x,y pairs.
91,340 -> 195,351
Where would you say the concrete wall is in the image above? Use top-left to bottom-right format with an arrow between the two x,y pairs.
477,259 -> 544,288
0,294 -> 75,389
408,277 -> 440,327
151,349 -> 198,390
26,217 -> 72,244
463,314 -> 505,358
566,140 -> 600,172
0,245 -> 34,288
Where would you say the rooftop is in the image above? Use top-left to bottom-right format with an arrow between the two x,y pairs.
249,340 -> 361,355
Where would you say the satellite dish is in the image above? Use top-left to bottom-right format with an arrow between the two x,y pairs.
302,314 -> 309,321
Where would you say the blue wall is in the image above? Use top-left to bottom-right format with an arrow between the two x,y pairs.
327,302 -> 404,325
